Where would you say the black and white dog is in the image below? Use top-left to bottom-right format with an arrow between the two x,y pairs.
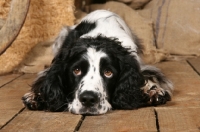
22,10 -> 173,115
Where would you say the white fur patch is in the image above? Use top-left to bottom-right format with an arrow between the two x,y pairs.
80,10 -> 140,61
68,47 -> 112,114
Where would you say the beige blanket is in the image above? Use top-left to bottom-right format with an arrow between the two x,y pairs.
139,0 -> 200,56
90,1 -> 169,64
1,0 -> 199,74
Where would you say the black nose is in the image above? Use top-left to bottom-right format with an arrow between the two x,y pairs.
79,91 -> 99,107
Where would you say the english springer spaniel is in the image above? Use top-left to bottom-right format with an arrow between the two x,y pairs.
22,10 -> 173,115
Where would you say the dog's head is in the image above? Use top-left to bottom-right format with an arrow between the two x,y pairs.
32,35 -> 145,115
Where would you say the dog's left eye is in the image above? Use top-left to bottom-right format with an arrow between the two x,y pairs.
104,69 -> 113,78
73,68 -> 81,76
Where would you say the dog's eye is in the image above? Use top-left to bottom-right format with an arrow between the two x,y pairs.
104,69 -> 113,78
73,68 -> 81,76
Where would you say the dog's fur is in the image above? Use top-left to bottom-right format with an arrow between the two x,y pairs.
22,10 -> 173,115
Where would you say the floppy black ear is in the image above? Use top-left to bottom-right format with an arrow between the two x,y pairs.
111,55 -> 146,109
29,30 -> 81,111
30,28 -> 86,111
30,57 -> 70,111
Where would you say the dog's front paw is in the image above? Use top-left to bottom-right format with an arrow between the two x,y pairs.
146,85 -> 170,105
141,80 -> 171,106
22,92 -> 39,110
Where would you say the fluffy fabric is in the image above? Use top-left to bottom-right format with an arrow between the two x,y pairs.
90,1 -> 170,64
0,0 -> 75,75
22,10 -> 173,115
139,0 -> 200,56
0,0 -> 11,20
116,0 -> 151,9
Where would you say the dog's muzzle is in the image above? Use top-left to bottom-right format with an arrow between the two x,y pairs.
69,89 -> 112,115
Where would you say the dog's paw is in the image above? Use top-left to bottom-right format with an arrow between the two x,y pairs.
22,92 -> 38,110
141,80 -> 171,105
146,85 -> 169,105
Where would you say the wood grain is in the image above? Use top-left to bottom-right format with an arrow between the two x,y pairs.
155,61 -> 200,107
0,74 -> 82,131
0,74 -> 36,128
0,0 -> 30,55
79,108 -> 157,132
0,74 -> 22,87
1,110 -> 82,132
154,61 -> 200,131
187,57 -> 200,75
1,60 -> 200,131
155,107 -> 200,132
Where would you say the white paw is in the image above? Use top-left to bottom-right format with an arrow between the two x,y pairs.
22,92 -> 38,109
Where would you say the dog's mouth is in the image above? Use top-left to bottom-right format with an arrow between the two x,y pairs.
69,103 -> 111,115
79,107 -> 99,115
70,106 -> 100,115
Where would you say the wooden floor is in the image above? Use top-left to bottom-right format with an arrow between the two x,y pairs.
0,59 -> 200,132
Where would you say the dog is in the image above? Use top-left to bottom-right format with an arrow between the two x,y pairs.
22,10 -> 173,115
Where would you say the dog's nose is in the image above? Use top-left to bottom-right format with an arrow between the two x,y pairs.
79,91 -> 99,107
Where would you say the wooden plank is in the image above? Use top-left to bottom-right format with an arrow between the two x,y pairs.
155,61 -> 200,107
1,110 -> 82,132
79,108 -> 157,132
0,74 -> 22,87
187,57 -> 200,75
155,107 -> 200,132
0,74 -> 36,128
154,61 -> 200,131
0,74 -> 81,131
0,60 -> 199,131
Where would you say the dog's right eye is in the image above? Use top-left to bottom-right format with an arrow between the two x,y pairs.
73,68 -> 81,76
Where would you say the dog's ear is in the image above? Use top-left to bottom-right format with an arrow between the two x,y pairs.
30,31 -> 80,111
111,55 -> 146,109
31,58 -> 69,111
31,39 -> 86,111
